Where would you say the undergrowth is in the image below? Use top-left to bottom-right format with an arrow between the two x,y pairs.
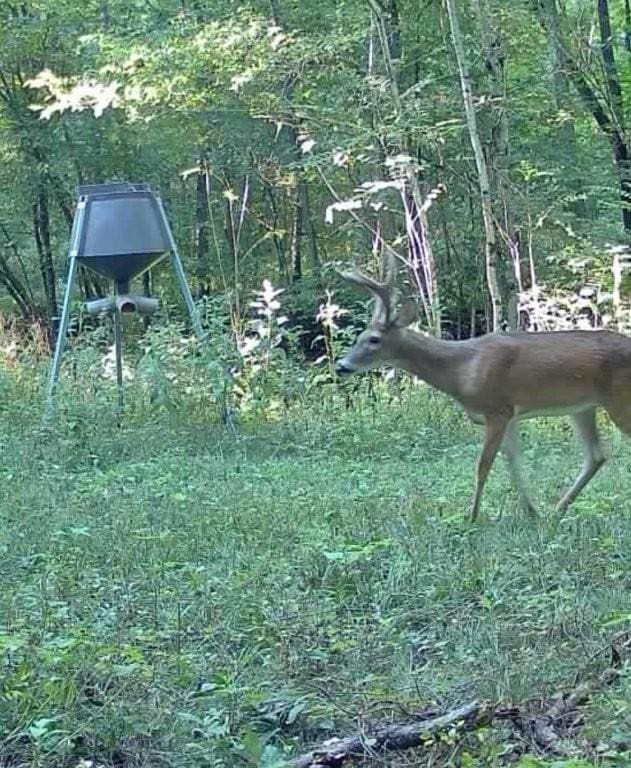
0,300 -> 630,766
0,366 -> 630,767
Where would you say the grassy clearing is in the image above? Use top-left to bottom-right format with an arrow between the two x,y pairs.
0,385 -> 630,767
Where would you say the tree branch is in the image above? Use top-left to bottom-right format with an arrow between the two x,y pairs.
291,701 -> 490,768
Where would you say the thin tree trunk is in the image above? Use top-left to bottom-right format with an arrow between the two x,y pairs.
263,183 -> 288,280
612,136 -> 631,233
597,0 -> 631,232
473,0 -> 518,328
386,0 -> 402,74
268,0 -> 281,25
224,185 -> 239,322
0,248 -> 33,317
369,0 -> 441,333
598,0 -> 624,125
290,178 -> 303,282
99,0 -> 110,28
302,183 -> 321,276
446,0 -> 503,330
269,0 -> 315,282
194,153 -> 210,294
537,0 -> 631,234
536,0 -> 585,216
0,221 -> 35,304
141,271 -> 153,330
33,185 -> 57,318
26,118 -> 107,303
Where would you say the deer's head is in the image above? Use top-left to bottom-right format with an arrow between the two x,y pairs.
335,257 -> 417,376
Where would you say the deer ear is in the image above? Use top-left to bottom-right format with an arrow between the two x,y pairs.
395,299 -> 418,327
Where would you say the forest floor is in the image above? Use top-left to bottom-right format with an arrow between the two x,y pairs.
0,388 -> 630,767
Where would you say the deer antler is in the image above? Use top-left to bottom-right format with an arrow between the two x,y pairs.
339,267 -> 394,325
379,249 -> 400,286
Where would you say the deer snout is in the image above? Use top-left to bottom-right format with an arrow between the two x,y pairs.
335,359 -> 355,376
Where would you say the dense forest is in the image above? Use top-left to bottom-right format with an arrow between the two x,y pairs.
2,0 -> 631,341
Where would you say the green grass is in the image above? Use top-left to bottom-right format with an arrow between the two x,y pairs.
0,386 -> 630,767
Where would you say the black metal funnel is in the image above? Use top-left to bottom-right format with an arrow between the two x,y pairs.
46,179 -> 205,420
74,184 -> 171,284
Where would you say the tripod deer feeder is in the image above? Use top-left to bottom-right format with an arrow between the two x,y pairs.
45,182 -> 203,415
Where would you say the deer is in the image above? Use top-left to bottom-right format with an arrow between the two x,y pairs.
335,258 -> 631,521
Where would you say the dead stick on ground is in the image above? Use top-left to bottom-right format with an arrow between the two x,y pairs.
503,639 -> 630,756
292,635 -> 631,767
291,700 -> 493,768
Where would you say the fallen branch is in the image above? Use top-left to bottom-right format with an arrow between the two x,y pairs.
506,631 -> 631,756
291,700 -> 493,768
290,632 -> 631,767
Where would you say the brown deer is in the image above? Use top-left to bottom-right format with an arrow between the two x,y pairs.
335,261 -> 631,520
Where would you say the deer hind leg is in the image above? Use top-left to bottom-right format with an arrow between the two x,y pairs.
605,397 -> 631,435
470,415 -> 510,522
556,408 -> 606,512
501,421 -> 537,517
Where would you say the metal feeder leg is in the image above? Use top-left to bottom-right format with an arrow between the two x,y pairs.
157,196 -> 238,438
44,255 -> 78,417
113,308 -> 124,413
156,197 -> 205,341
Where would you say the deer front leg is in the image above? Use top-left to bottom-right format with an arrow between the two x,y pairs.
501,421 -> 537,517
556,408 -> 606,512
470,415 -> 510,522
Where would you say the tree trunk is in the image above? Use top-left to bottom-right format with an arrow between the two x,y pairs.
224,184 -> 239,321
612,135 -> 631,233
598,0 -> 624,125
263,182 -> 288,280
194,153 -> 210,294
535,0 -> 585,217
370,0 -> 441,333
386,0 -> 402,73
0,247 -> 34,317
268,0 -> 313,283
268,0 -> 281,25
0,71 -> 113,311
597,0 -> 631,233
539,0 -> 631,235
99,0 -> 110,28
473,0 -> 518,329
446,0 -> 503,331
302,182 -> 321,276
33,185 -> 57,319
290,177 -> 303,282
0,221 -> 35,304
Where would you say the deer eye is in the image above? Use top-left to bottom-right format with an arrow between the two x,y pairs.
368,335 -> 381,345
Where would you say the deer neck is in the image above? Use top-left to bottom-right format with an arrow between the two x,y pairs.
390,328 -> 468,397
